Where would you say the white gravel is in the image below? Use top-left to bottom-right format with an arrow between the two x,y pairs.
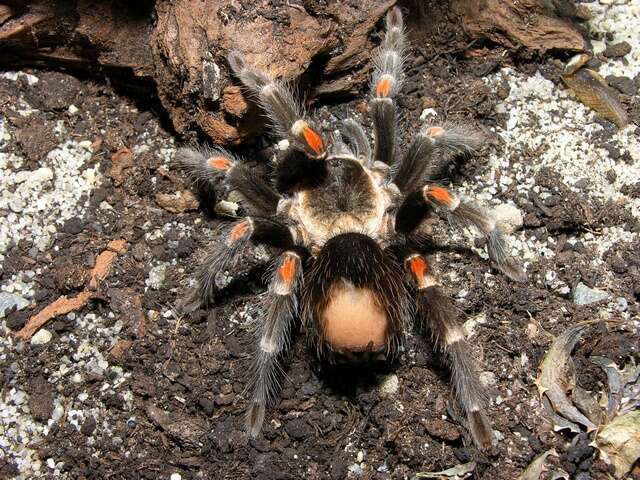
0,75 -> 101,261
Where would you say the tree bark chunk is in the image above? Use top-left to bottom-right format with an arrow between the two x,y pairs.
450,0 -> 586,53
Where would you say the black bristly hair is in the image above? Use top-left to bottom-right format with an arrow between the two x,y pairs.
275,149 -> 328,194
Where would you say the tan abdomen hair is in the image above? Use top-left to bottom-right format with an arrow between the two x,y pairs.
321,280 -> 388,351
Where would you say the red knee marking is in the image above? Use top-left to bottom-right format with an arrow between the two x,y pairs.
426,126 -> 445,138
207,156 -> 232,171
302,125 -> 325,156
376,75 -> 394,98
425,186 -> 453,206
406,255 -> 428,281
278,255 -> 298,283
229,221 -> 250,242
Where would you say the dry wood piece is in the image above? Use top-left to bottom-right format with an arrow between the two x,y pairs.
88,239 -> 128,289
1,0 -> 390,145
450,0 -> 586,53
14,291 -> 92,341
14,239 -> 128,340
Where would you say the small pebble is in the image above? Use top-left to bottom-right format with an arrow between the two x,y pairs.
603,41 -> 631,58
0,292 -> 29,318
492,203 -> 523,234
30,329 -> 53,345
479,371 -> 497,387
615,297 -> 628,312
573,283 -> 610,305
378,374 -> 399,395
146,263 -> 168,290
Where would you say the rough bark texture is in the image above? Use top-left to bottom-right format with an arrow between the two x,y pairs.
450,0 -> 587,53
0,0 -> 587,145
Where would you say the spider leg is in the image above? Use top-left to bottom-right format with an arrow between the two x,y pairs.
404,253 -> 494,450
246,250 -> 303,437
186,217 -> 296,310
227,51 -> 326,160
175,146 -> 280,216
395,185 -> 526,282
340,119 -> 372,164
393,124 -> 483,193
369,7 -> 405,166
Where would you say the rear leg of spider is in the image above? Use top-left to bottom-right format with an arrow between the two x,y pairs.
405,253 -> 494,450
246,250 -> 304,436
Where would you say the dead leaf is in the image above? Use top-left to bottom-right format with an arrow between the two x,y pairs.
108,339 -> 133,360
519,449 -> 557,480
572,385 -> 603,426
596,410 -> 640,479
541,396 -> 580,433
413,461 -> 476,479
563,68 -> 628,129
145,404 -> 207,448
536,325 -> 596,431
591,356 -> 623,421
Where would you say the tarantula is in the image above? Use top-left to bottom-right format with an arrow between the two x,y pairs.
176,7 -> 526,450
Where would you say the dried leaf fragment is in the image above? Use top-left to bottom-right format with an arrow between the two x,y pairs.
145,404 -> 208,448
155,190 -> 199,213
109,147 -> 134,185
519,449 -> 557,480
413,461 -> 476,479
563,55 -> 628,129
536,324 -> 596,431
596,410 -> 640,479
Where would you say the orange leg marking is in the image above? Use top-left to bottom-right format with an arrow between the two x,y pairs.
426,126 -> 445,138
407,255 -> 428,283
278,255 -> 298,283
376,75 -> 394,98
207,156 -> 232,171
426,186 -> 453,206
229,221 -> 250,242
302,125 -> 325,156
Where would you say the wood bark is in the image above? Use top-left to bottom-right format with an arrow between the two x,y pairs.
0,0 -> 587,145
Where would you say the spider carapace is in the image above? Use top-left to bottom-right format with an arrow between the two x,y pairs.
177,7 -> 526,450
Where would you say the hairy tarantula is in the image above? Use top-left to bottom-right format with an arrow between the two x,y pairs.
176,7 -> 526,450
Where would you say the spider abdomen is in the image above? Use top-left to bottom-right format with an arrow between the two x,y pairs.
322,280 -> 388,352
303,233 -> 410,357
